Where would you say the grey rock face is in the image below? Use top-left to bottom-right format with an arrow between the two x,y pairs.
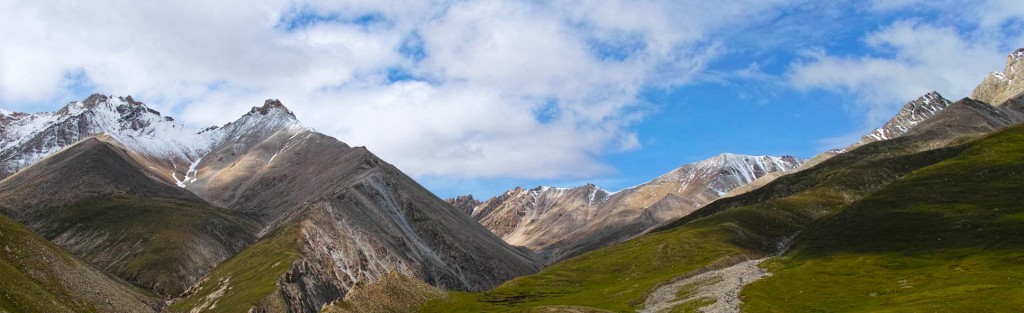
972,48 -> 1024,106
183,130 -> 541,311
445,195 -> 482,215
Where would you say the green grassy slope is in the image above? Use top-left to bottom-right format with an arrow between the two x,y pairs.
167,224 -> 301,312
423,129 -> 966,312
0,210 -> 157,312
44,197 -> 261,296
741,124 -> 1024,312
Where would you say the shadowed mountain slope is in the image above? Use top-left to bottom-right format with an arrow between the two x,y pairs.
0,135 -> 260,297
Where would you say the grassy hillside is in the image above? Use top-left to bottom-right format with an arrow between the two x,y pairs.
0,210 -> 157,312
42,197 -> 261,296
423,128 -> 966,312
741,124 -> 1024,312
167,224 -> 301,312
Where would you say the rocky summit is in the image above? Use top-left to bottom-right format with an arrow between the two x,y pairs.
972,48 -> 1024,106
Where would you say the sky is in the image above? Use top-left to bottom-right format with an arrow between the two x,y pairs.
1,0 -> 1023,199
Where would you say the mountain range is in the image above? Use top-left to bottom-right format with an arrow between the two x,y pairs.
0,49 -> 1022,312
450,153 -> 803,264
421,48 -> 1024,312
0,96 -> 540,312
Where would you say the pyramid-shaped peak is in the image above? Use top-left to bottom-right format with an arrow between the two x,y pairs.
858,91 -> 951,144
250,99 -> 294,116
907,91 -> 948,108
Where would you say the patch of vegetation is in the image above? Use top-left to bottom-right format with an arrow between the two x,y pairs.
672,275 -> 723,302
741,125 -> 1024,312
0,211 -> 156,312
667,297 -> 716,313
0,213 -> 84,312
423,226 -> 742,312
167,224 -> 301,312
40,197 -> 259,296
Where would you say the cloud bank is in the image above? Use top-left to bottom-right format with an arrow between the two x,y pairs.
0,0 -> 798,178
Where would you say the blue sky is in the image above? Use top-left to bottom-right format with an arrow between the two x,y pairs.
1,1 -> 1023,199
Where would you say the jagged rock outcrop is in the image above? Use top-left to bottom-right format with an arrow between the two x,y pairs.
445,195 -> 482,215
972,48 -> 1024,106
469,154 -> 803,263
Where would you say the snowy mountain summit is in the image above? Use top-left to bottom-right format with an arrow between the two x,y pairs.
858,91 -> 952,145
0,94 -> 305,181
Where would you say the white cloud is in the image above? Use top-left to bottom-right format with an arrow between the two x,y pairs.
0,0 -> 800,179
788,21 -> 1008,126
978,0 -> 1024,28
793,0 -> 1024,127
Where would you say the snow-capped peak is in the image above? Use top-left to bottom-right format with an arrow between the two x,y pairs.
649,153 -> 804,196
216,99 -> 307,144
0,95 -> 311,182
860,91 -> 951,143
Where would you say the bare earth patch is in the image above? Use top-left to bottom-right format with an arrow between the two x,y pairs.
640,258 -> 769,313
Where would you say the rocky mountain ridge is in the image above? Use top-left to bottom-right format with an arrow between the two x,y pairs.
0,95 -> 304,184
857,91 -> 953,145
463,153 -> 803,263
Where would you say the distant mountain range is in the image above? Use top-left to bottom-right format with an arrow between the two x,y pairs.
449,153 -> 803,264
